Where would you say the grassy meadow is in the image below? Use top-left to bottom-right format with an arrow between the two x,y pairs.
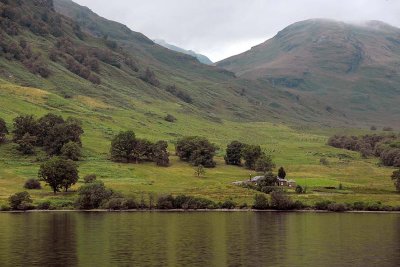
0,80 -> 399,207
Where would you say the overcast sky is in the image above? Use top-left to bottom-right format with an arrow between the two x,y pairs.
73,0 -> 400,62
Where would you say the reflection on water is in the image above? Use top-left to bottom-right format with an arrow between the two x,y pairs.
0,212 -> 399,267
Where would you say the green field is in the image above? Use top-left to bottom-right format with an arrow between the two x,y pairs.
0,81 -> 398,208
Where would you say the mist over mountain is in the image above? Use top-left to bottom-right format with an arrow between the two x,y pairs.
154,39 -> 213,65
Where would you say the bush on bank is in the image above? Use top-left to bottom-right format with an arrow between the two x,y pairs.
4,187 -> 400,212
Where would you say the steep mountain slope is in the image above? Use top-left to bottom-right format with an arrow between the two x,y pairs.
0,0 -> 273,124
0,1 -> 398,130
50,0 -> 355,126
153,39 -> 213,65
218,19 -> 400,127
53,2 -> 398,127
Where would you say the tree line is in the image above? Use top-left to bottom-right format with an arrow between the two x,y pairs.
328,134 -> 400,167
110,131 -> 169,166
11,113 -> 84,158
111,134 -> 276,172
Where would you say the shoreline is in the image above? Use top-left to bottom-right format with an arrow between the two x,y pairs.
1,209 -> 400,214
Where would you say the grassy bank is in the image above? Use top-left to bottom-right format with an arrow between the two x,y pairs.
0,81 -> 399,207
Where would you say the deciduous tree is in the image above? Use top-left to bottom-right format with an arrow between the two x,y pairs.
38,157 -> 79,193
242,144 -> 262,170
278,167 -> 286,179
0,117 -> 8,143
110,131 -> 136,163
255,154 -> 275,173
391,169 -> 400,192
224,141 -> 244,166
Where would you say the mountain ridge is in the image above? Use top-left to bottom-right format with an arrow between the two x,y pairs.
217,19 -> 400,127
154,39 -> 213,65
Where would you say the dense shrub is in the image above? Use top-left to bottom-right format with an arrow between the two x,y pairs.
66,57 -> 91,79
314,200 -> 334,210
0,205 -> 11,211
0,117 -> 8,142
91,48 -> 120,68
153,141 -> 169,166
295,185 -> 304,194
253,194 -> 269,209
53,39 -> 106,83
381,148 -> 400,167
352,201 -> 367,210
43,117 -> 84,155
140,68 -> 160,87
172,195 -> 217,209
124,57 -> 138,72
12,115 -> 39,141
319,157 -> 329,166
24,178 -> 41,190
61,141 -> 82,161
36,113 -> 64,145
8,191 -> 34,210
219,200 -> 236,209
365,202 -> 382,211
103,198 -> 124,210
83,174 -> 97,184
175,136 -> 217,167
270,191 -> 295,210
103,197 -> 139,210
255,154 -> 275,173
327,203 -> 347,212
256,172 -> 278,192
23,56 -> 50,77
88,74 -> 101,84
391,169 -> 400,192
75,181 -> 114,209
122,198 -> 138,209
157,195 -> 175,209
37,201 -> 51,210
164,114 -> 177,123
16,133 -> 37,154
165,85 -> 193,104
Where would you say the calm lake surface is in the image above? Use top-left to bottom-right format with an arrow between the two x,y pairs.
0,212 -> 399,267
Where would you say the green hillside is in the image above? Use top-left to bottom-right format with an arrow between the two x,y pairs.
1,79 -> 398,207
217,19 -> 400,128
0,1 -> 399,208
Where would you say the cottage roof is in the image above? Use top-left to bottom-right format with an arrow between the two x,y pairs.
251,176 -> 264,182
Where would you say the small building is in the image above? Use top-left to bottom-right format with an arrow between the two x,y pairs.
250,176 -> 265,183
233,175 -> 297,188
277,177 -> 296,187
277,177 -> 288,186
287,179 -> 296,188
